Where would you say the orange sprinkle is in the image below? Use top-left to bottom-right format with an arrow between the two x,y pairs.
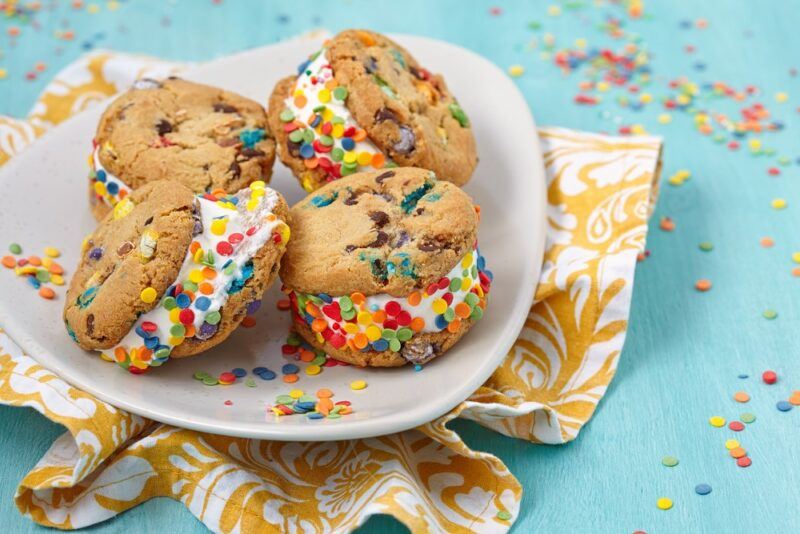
276,298 -> 291,310
189,241 -> 201,254
659,217 -> 675,232
695,279 -> 712,292
48,262 -> 64,275
352,129 -> 367,142
306,302 -> 321,318
317,388 -> 333,398
407,291 -> 421,306
447,319 -> 461,333
114,347 -> 127,362
410,317 -> 426,332
293,94 -> 307,108
350,292 -> 366,305
760,237 -> 774,248
371,152 -> 385,168
311,318 -> 328,333
241,316 -> 257,328
1,256 -> 15,268
282,374 -> 299,384
210,188 -> 227,197
38,287 -> 55,299
317,398 -> 334,413
792,267 -> 800,277
729,447 -> 747,459
356,30 -> 376,46
372,310 -> 387,323
299,349 -> 315,362
184,324 -> 196,338
733,391 -> 750,403
454,302 -> 472,318
26,255 -> 42,266
353,333 -> 368,349
789,393 -> 800,406
202,267 -> 217,279
199,282 -> 214,295
139,348 -> 153,362
304,157 -> 319,169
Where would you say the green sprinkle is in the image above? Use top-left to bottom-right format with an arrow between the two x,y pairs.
202,377 -> 218,386
741,413 -> 756,424
311,355 -> 326,366
331,147 -> 344,162
193,370 -> 209,380
389,338 -> 401,352
497,510 -> 512,521
170,324 -> 186,337
470,305 -> 484,321
276,394 -> 293,404
339,296 -> 353,311
289,129 -> 304,143
245,378 -> 256,387
8,243 -> 21,254
397,328 -> 413,342
320,135 -> 334,146
448,102 -> 470,127
206,311 -> 222,325
763,309 -> 778,320
698,242 -> 714,252
35,270 -> 50,283
183,281 -> 198,292
443,307 -> 456,322
381,329 -> 397,340
465,293 -> 479,307
302,129 -> 315,144
661,456 -> 679,467
449,278 -> 462,292
279,109 -> 294,122
327,412 -> 342,419
332,86 -> 348,101
341,307 -> 356,320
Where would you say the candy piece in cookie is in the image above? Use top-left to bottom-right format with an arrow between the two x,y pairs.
280,167 -> 490,367
89,77 -> 277,220
267,29 -> 477,193
64,179 -> 290,373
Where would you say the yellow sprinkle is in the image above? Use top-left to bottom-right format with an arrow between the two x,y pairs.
657,113 -> 672,124
357,151 -> 373,166
656,497 -> 673,510
357,311 -> 373,325
775,92 -> 788,103
350,380 -> 367,391
42,257 -> 53,268
709,415 -> 726,427
87,3 -> 100,14
508,64 -> 525,77
289,389 -> 303,399
771,198 -> 787,210
365,325 -> 382,341
574,38 -> 587,49
251,180 -> 266,190
113,197 -> 134,220
343,322 -> 360,334
668,169 -> 691,186
93,181 -> 107,196
725,439 -> 740,450
210,219 -> 227,236
640,93 -> 653,104
0,68 -> 7,80
188,270 -> 204,284
432,298 -> 447,315
51,274 -> 64,286
343,151 -> 357,164
596,81 -> 610,92
547,4 -> 561,16
630,124 -> 647,135
748,139 -> 762,150
140,287 -> 158,304
318,88 -> 331,103
305,365 -> 321,376
193,248 -> 204,264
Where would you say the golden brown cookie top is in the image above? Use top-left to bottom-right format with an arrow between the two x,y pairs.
96,77 -> 276,195
267,29 -> 477,192
280,167 -> 479,297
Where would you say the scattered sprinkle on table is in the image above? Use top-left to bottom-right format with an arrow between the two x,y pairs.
759,237 -> 774,248
728,421 -> 744,432
740,413 -> 756,424
737,457 -> 752,468
695,483 -> 712,496
659,216 -> 675,231
771,198 -> 787,210
656,497 -> 673,510
762,309 -> 777,320
725,439 -> 740,450
729,447 -> 747,459
508,65 -> 525,77
350,380 -> 367,391
698,241 -> 713,252
762,370 -> 777,384
709,415 -> 726,427
271,388 -> 352,419
695,279 -> 712,292
733,391 -> 750,403
776,400 -> 792,412
496,510 -> 512,521
661,456 -> 679,467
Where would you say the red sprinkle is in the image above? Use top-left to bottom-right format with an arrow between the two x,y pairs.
728,421 -> 745,432
219,372 -> 236,383
216,241 -> 233,256
762,370 -> 777,384
179,308 -> 195,325
736,456 -> 752,468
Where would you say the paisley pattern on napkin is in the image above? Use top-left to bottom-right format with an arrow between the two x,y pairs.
0,50 -> 661,532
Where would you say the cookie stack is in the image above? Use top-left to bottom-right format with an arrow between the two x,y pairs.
65,29 -> 491,372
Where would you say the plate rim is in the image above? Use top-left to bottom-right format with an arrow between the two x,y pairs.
0,33 -> 545,440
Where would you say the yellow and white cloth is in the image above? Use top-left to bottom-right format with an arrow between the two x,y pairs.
0,49 -> 662,532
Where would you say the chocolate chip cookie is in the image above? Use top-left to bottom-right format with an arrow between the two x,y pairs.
89,77 -> 276,220
65,179 -> 291,373
267,29 -> 477,193
280,167 -> 491,367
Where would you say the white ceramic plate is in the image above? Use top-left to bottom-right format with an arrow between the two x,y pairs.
0,35 -> 545,441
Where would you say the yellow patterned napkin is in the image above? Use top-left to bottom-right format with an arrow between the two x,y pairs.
0,50 -> 662,532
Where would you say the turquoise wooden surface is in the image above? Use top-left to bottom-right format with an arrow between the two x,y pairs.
2,1 -> 799,532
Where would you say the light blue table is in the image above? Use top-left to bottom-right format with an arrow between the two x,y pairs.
2,1 -> 799,532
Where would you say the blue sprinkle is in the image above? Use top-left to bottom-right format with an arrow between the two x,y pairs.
414,364 -> 423,372
176,293 -> 191,309
144,336 -> 159,349
341,137 -> 355,151
299,143 -> 315,159
296,59 -> 311,75
304,313 -> 315,325
252,366 -> 268,374
371,339 -> 389,352
229,196 -> 239,205
307,412 -> 324,420
477,255 -> 486,270
435,314 -> 449,330
695,483 -> 712,495
258,370 -> 276,380
738,374 -> 749,379
282,364 -> 299,374
239,128 -> 265,149
777,400 -> 793,412
310,115 -> 322,128
484,269 -> 494,281
96,169 -> 107,182
28,276 -> 40,289
194,296 -> 211,311
310,191 -> 338,207
106,181 -> 119,195
231,367 -> 247,377
135,325 -> 151,339
318,293 -> 332,303
297,401 -> 316,410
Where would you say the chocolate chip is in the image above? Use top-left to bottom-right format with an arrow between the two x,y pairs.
345,245 -> 357,253
369,231 -> 389,247
155,119 -> 172,136
241,147 -> 265,159
86,314 -> 94,335
393,125 -> 416,155
144,216 -> 154,225
418,241 -> 440,252
371,258 -> 388,283
116,241 -> 134,257
343,191 -> 360,206
286,139 -> 301,157
218,137 -> 240,148
375,108 -> 399,124
375,192 -> 394,202
213,102 -> 238,113
369,211 -> 389,228
415,207 -> 425,216
229,160 -> 240,179
409,66 -> 422,79
375,171 -> 395,184
365,56 -> 378,74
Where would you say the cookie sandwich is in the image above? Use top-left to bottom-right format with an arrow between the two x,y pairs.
64,179 -> 290,373
267,29 -> 477,193
89,77 -> 276,220
280,167 -> 491,367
